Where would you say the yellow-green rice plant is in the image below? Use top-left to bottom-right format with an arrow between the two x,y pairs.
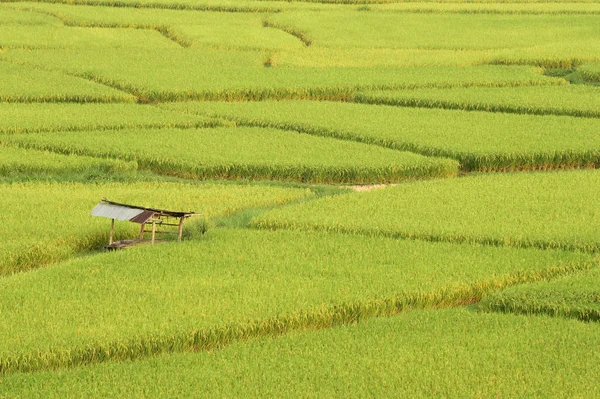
0,228 -> 593,374
3,126 -> 459,183
252,170 -> 600,253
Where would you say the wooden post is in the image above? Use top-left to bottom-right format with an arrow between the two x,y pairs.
139,223 -> 145,240
109,218 -> 115,245
177,217 -> 184,242
151,219 -> 156,244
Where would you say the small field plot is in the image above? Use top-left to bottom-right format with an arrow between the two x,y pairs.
2,308 -> 600,397
0,62 -> 134,103
370,2 -> 600,14
167,100 -> 600,171
0,182 -> 313,275
271,47 -> 494,68
0,48 -> 561,101
481,268 -> 600,322
12,3 -> 305,51
0,228 -> 592,374
253,170 -> 600,252
5,0 -> 293,12
2,126 -> 459,183
266,11 -> 600,68
0,146 -> 137,181
0,103 -> 216,134
0,6 -> 57,25
267,12 -> 600,50
0,25 -> 181,50
357,84 -> 600,118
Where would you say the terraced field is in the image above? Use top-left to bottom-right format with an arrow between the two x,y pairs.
1,0 -> 599,396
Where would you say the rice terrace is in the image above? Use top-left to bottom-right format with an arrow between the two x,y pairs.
1,0 -> 600,396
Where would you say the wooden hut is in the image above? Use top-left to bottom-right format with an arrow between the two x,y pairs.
90,199 -> 198,249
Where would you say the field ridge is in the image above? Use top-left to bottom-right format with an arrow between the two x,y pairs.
354,91 -> 600,119
251,218 -> 600,254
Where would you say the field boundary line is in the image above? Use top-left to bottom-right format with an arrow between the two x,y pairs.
480,296 -> 600,323
361,7 -> 600,15
15,6 -> 193,48
353,93 -> 600,119
250,221 -> 600,254
174,111 -> 600,172
0,137 -> 459,184
0,260 -> 592,375
0,57 -> 149,103
489,58 -> 600,70
0,119 -> 226,135
262,17 -> 312,47
144,78 -> 565,102
0,0 -> 282,13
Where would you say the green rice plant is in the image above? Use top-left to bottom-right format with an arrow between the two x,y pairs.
0,145 -> 137,179
252,170 -> 600,253
1,308 -> 600,398
0,182 -> 313,275
480,268 -> 600,322
164,100 -> 600,171
0,61 -> 135,103
1,126 -> 459,183
0,228 -> 593,374
575,63 -> 600,83
0,103 -> 219,134
0,48 -> 561,101
356,84 -> 600,118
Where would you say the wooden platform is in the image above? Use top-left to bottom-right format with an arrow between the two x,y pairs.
104,239 -> 166,251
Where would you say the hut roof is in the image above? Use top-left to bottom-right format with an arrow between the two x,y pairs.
90,199 -> 197,224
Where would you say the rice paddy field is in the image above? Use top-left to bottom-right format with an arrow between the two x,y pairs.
1,0 -> 599,396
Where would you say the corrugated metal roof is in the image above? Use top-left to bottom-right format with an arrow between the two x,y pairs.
90,202 -> 145,221
102,199 -> 196,218
129,210 -> 156,224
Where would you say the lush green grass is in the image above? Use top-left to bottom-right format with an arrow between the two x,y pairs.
0,182 -> 313,275
253,170 -> 600,252
0,103 -> 218,134
0,145 -> 137,179
356,84 -> 600,118
0,228 -> 593,374
2,308 -> 600,397
0,48 -> 561,101
480,268 -> 600,322
0,61 -> 135,103
1,125 -> 459,183
164,100 -> 600,171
